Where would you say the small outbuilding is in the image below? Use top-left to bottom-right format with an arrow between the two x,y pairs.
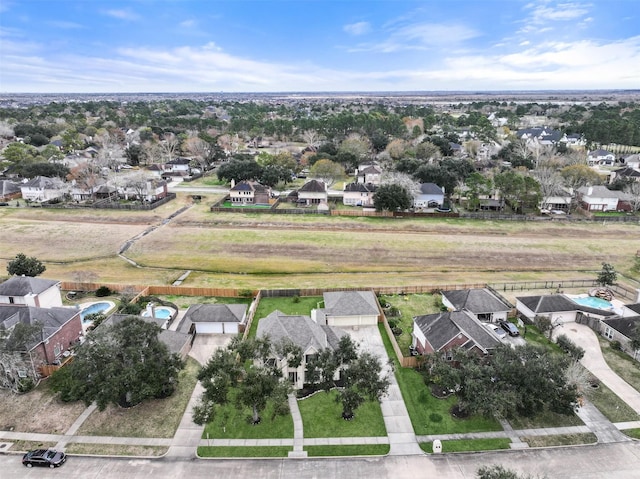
183,303 -> 248,334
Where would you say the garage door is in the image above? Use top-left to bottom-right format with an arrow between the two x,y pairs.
196,322 -> 224,334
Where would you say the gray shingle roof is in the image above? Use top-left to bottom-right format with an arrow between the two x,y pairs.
299,180 -> 326,193
230,180 -> 269,193
414,311 -> 463,351
0,305 -> 80,351
0,277 -> 59,297
323,291 -> 379,317
602,316 -> 640,340
516,295 -> 616,317
418,183 -> 444,195
627,304 -> 640,315
256,310 -> 346,354
442,288 -> 512,313
413,310 -> 499,353
183,304 -> 247,323
344,182 -> 377,193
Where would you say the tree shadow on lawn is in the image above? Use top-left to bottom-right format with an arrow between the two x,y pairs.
201,397 -> 294,440
397,366 -> 502,436
297,389 -> 387,438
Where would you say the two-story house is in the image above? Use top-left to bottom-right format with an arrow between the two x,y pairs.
257,310 -> 346,389
229,180 -> 272,205
19,176 -> 66,203
343,182 -> 376,207
356,165 -> 382,185
297,180 -> 327,206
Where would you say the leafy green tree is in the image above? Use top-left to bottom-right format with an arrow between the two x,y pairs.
309,159 -> 345,187
462,172 -> 492,211
217,159 -> 263,183
424,344 -> 578,419
193,336 -> 297,425
7,253 -> 46,277
50,316 -> 183,409
596,262 -> 617,286
373,183 -> 413,212
336,351 -> 390,419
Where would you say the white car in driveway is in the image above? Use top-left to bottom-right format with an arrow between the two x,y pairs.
485,323 -> 507,340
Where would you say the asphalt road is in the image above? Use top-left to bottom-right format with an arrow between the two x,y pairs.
3,442 -> 640,479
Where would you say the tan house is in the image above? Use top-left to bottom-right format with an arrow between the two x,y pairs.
0,277 -> 63,308
229,180 -> 271,205
312,291 -> 380,327
297,180 -> 327,206
257,310 -> 347,389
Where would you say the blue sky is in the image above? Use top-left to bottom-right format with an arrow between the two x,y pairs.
1,0 -> 639,93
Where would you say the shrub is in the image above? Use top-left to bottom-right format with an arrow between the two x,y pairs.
386,306 -> 401,318
611,340 -> 622,351
238,289 -> 254,298
292,295 -> 300,303
556,334 -> 585,360
391,326 -> 403,336
18,377 -> 36,393
95,286 -> 112,297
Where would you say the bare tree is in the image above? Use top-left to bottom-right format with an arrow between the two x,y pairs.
67,161 -> 103,199
122,171 -> 152,202
159,134 -> 179,164
624,182 -> 640,212
302,130 -> 321,149
533,167 -> 565,209
183,136 -> 210,171
381,172 -> 421,197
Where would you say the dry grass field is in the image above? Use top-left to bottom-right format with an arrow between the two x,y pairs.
1,197 -> 638,289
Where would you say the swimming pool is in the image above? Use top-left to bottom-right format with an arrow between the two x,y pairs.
80,301 -> 114,322
570,296 -> 614,310
141,306 -> 174,320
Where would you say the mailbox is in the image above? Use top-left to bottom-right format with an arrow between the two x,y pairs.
433,439 -> 442,454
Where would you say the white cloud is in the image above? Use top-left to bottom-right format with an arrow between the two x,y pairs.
101,9 -> 140,21
180,20 -> 196,28
343,21 -> 371,36
1,34 -> 639,93
519,1 -> 592,34
350,22 -> 479,53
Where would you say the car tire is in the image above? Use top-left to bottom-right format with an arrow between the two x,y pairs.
26,463 -> 33,468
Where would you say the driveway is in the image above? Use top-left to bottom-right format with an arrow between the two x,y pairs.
554,322 -> 640,415
346,325 -> 423,455
188,334 -> 234,365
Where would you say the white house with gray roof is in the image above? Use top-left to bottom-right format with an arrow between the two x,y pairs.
441,288 -> 512,323
516,294 -> 616,325
312,291 -> 380,327
0,277 -> 62,308
257,310 -> 347,389
181,303 -> 247,334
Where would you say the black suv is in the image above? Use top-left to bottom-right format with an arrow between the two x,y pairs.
498,320 -> 520,337
22,449 -> 66,468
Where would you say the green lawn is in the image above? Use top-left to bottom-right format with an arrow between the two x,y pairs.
380,293 -> 440,355
201,395 -> 294,439
621,428 -> 640,439
522,324 -> 561,353
420,438 -> 511,453
378,324 -> 502,435
522,433 -> 597,447
197,446 -> 291,457
304,444 -> 390,456
508,407 -> 584,429
587,380 -> 640,422
598,336 -> 640,393
298,390 -> 387,438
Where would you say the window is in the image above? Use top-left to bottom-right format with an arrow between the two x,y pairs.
288,372 -> 298,384
8,297 -> 14,304
604,327 -> 614,340
445,350 -> 453,361
54,344 -> 62,357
